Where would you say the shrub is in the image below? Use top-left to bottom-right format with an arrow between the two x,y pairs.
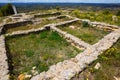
71,9 -> 80,18
82,21 -> 89,27
116,10 -> 120,16
102,10 -> 110,15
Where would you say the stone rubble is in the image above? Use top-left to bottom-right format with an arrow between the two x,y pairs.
94,62 -> 101,70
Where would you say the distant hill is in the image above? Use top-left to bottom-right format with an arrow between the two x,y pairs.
0,3 -> 120,13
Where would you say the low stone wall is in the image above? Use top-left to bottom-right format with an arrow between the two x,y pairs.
4,20 -> 33,28
0,26 -> 4,34
33,15 -> 70,25
0,35 -> 9,80
34,12 -> 61,18
1,20 -> 33,34
64,15 -> 119,31
5,27 -> 47,37
4,17 -> 77,37
79,19 -> 119,31
50,26 -> 91,49
1,14 -> 120,80
53,18 -> 79,26
47,15 -> 68,20
31,28 -> 120,80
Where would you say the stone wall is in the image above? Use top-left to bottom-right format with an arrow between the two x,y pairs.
0,35 -> 9,80
50,26 -> 91,49
5,27 -> 47,37
0,26 -> 4,34
1,20 -> 33,34
1,14 -> 120,80
4,20 -> 33,28
31,28 -> 120,80
33,15 -> 70,25
34,12 -> 61,18
3,18 -> 120,80
30,16 -> 120,80
79,19 -> 119,31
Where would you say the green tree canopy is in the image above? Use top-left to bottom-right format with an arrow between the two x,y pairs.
116,10 -> 120,16
0,3 -> 14,17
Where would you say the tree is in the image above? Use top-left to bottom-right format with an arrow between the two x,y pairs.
116,10 -> 120,16
102,10 -> 110,15
55,6 -> 60,11
0,3 -> 14,17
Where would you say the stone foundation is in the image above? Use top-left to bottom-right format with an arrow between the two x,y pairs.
0,14 -> 120,80
0,35 -> 9,80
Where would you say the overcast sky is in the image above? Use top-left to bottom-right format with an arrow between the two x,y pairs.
0,0 -> 120,3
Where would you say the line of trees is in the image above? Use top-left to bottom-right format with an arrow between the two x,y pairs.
0,3 -> 14,17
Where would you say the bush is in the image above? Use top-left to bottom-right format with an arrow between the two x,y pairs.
116,10 -> 120,16
82,21 -> 89,27
71,9 -> 80,18
102,10 -> 110,15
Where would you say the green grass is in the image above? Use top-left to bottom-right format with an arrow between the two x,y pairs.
70,9 -> 120,26
59,21 -> 110,44
6,30 -> 82,80
71,39 -> 120,80
6,17 -> 70,34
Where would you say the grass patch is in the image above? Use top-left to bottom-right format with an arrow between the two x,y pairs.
59,21 -> 110,44
6,17 -> 70,34
6,30 -> 82,80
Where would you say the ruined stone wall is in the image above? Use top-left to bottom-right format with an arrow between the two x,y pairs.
34,12 -> 61,18
31,27 -> 120,80
0,35 -> 9,80
50,26 -> 91,49
79,19 -> 119,31
1,14 -> 120,80
30,17 -> 120,80
1,20 -> 33,34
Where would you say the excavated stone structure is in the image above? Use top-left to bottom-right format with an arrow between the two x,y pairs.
0,12 -> 120,80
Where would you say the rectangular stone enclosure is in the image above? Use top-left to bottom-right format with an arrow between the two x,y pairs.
58,21 -> 111,44
5,30 -> 82,80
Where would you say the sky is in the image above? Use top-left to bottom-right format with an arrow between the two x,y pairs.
0,0 -> 120,3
